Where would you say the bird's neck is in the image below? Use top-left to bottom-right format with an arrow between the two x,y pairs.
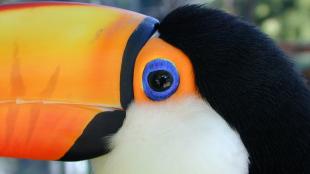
235,84 -> 310,174
91,96 -> 249,174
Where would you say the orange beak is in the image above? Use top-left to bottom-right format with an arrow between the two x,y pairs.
0,2 -> 158,161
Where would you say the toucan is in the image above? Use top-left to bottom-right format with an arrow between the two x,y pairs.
0,2 -> 309,174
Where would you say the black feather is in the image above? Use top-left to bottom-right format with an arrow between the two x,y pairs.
158,5 -> 310,174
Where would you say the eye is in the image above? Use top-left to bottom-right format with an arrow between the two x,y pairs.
142,59 -> 179,101
148,70 -> 173,92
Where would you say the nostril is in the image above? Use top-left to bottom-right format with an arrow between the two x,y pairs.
60,110 -> 126,161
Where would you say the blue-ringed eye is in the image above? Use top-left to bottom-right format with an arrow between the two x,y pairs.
142,59 -> 179,101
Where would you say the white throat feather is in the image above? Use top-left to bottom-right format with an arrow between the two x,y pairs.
92,96 -> 249,174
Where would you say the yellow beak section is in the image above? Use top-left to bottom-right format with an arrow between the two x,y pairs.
0,2 -> 157,160
0,2 -> 143,107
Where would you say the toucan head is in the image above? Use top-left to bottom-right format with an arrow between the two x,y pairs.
0,3 -> 247,173
1,2 -> 310,174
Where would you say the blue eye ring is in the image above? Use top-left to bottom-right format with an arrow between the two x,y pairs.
142,59 -> 180,101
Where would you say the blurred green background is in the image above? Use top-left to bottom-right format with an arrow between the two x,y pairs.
0,0 -> 309,174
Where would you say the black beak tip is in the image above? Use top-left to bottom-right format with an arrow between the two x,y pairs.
60,110 -> 126,161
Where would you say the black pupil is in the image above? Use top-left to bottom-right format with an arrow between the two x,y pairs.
148,70 -> 174,92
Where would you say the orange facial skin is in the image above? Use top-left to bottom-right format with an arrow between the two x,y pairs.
0,2 -> 147,160
133,37 -> 198,104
